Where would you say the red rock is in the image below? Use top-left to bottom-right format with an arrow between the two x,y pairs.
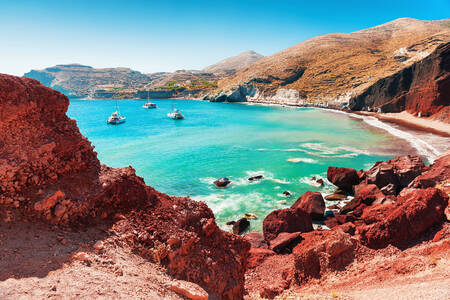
334,214 -> 356,224
339,197 -> 363,215
269,232 -> 303,254
244,233 -> 268,249
263,208 -> 313,241
167,280 -> 209,300
411,151 -> 450,192
354,184 -> 386,205
0,74 -> 250,300
292,229 -> 356,283
359,188 -> 448,249
360,203 -> 394,225
291,191 -> 325,220
247,248 -> 275,269
324,216 -> 339,229
325,193 -> 347,200
327,167 -> 360,192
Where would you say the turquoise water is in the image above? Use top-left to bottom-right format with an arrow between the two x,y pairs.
67,100 -> 414,231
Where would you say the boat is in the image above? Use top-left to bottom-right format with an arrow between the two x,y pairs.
107,100 -> 126,125
167,100 -> 184,120
167,108 -> 184,120
142,90 -> 157,108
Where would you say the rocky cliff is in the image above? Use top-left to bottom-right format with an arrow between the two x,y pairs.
24,64 -> 151,98
0,74 -> 249,299
349,41 -> 450,121
215,18 -> 450,118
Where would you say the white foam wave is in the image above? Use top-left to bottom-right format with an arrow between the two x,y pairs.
287,157 -> 318,163
356,115 -> 440,162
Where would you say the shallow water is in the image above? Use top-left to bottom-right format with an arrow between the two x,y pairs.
68,99 -> 417,231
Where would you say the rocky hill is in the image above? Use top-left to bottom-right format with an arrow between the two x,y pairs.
203,50 -> 264,75
24,64 -> 151,98
214,18 -> 450,118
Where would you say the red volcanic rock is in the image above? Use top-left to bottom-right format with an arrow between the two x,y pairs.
411,151 -> 450,192
363,155 -> 425,193
247,248 -> 275,269
263,208 -> 313,241
291,191 -> 325,220
359,188 -> 448,249
360,203 -> 394,225
0,74 -> 250,300
232,218 -> 250,235
339,197 -> 363,215
354,184 -> 387,205
244,232 -> 268,249
292,229 -> 356,283
269,232 -> 303,254
327,167 -> 360,192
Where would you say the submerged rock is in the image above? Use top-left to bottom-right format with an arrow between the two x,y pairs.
213,177 -> 231,188
248,175 -> 263,181
282,191 -> 291,197
232,218 -> 250,235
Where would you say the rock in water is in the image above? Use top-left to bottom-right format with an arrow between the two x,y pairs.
232,218 -> 250,235
248,175 -> 263,181
213,177 -> 231,188
282,191 -> 291,197
291,191 -> 325,220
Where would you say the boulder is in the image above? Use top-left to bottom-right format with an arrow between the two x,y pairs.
380,183 -> 396,195
354,184 -> 386,205
291,191 -> 325,220
248,175 -> 263,181
282,191 -> 291,197
327,167 -> 360,192
361,203 -> 394,225
269,232 -> 303,254
244,232 -> 268,249
232,218 -> 250,235
167,280 -> 209,300
410,151 -> 450,193
359,187 -> 448,249
213,177 -> 231,188
293,229 -> 356,283
339,197 -> 363,215
263,208 -> 313,241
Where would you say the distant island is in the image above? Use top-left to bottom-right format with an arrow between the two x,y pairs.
23,51 -> 264,99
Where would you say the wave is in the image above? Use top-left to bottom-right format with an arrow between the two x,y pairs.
287,157 -> 318,163
350,115 -> 440,162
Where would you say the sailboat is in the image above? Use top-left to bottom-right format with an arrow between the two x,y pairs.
167,99 -> 184,120
107,100 -> 126,125
142,90 -> 157,109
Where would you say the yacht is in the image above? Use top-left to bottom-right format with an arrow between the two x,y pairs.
107,100 -> 126,124
167,108 -> 184,120
142,90 -> 157,108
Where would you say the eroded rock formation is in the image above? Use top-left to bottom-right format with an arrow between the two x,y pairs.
0,74 -> 249,300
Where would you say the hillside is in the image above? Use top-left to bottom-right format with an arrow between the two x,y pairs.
203,50 -> 264,75
217,18 -> 450,109
24,64 -> 151,98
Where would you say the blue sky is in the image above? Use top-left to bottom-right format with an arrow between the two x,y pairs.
1,0 -> 449,76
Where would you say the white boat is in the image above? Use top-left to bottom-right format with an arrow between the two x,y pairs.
107,100 -> 126,125
167,108 -> 184,120
142,90 -> 157,108
143,101 -> 157,109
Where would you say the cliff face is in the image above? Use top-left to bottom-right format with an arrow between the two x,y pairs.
217,18 -> 450,110
349,42 -> 450,121
0,74 -> 249,299
24,64 -> 151,98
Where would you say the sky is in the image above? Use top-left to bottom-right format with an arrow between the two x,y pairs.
1,0 -> 449,76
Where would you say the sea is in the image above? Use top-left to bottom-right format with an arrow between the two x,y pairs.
67,99 -> 436,231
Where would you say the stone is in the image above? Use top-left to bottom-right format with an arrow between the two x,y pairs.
247,248 -> 276,269
34,190 -> 65,211
248,175 -> 263,181
244,232 -> 268,249
282,191 -> 291,197
168,280 -> 209,300
263,208 -> 313,241
359,188 -> 448,249
269,232 -> 303,254
232,218 -> 250,235
291,191 -> 325,220
325,193 -> 347,200
354,184 -> 386,205
213,177 -> 231,188
327,167 -> 360,192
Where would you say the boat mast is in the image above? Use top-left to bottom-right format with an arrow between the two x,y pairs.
115,99 -> 120,114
